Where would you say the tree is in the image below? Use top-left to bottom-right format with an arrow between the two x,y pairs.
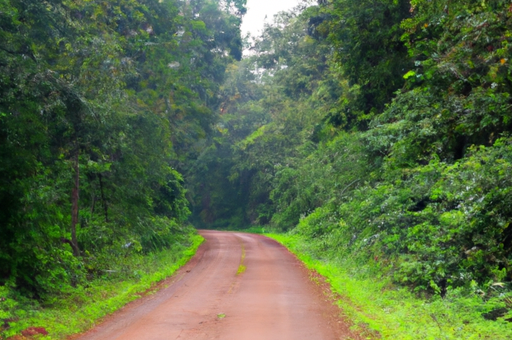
0,0 -> 245,296
318,0 -> 412,129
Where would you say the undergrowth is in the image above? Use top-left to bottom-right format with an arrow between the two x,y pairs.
236,241 -> 246,275
267,233 -> 512,340
0,233 -> 203,340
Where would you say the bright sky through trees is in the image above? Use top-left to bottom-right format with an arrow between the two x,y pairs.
241,0 -> 301,37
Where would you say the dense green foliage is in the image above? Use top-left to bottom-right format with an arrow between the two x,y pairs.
0,0 -> 243,307
187,0 -> 512,330
0,233 -> 203,339
270,233 -> 512,339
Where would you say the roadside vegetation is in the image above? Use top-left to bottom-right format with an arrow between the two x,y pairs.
269,233 -> 512,339
0,233 -> 202,339
188,0 -> 512,337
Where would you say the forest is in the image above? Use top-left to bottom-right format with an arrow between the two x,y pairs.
1,0 -> 512,338
192,0 -> 512,295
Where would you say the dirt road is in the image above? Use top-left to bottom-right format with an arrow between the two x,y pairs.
76,230 -> 360,340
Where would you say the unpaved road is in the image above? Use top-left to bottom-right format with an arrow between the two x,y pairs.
76,230 -> 360,340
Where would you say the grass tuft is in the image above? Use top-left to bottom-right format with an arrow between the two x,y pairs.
236,240 -> 246,275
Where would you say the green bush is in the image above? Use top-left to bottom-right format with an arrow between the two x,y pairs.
291,137 -> 512,296
0,231 -> 203,339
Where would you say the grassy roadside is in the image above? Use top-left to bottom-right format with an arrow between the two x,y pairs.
1,233 -> 204,340
266,233 -> 512,340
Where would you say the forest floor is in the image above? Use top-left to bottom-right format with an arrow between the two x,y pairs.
72,230 -> 361,340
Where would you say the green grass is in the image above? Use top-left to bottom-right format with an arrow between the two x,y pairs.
1,233 -> 204,340
266,233 -> 512,340
237,241 -> 246,275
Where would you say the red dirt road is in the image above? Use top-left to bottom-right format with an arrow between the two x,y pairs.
76,230 -> 360,340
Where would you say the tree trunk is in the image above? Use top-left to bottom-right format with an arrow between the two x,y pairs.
71,145 -> 81,257
90,192 -> 96,215
98,173 -> 109,223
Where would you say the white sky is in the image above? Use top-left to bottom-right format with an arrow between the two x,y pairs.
241,0 -> 302,37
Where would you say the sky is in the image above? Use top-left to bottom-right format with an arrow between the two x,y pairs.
240,0 -> 302,37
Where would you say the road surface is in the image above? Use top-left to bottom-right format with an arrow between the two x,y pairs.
75,230 -> 360,340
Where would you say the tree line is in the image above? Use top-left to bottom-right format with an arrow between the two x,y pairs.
2,0 -> 512,312
189,0 -> 512,299
0,0 -> 244,297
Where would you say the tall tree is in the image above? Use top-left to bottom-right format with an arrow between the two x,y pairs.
317,0 -> 412,129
